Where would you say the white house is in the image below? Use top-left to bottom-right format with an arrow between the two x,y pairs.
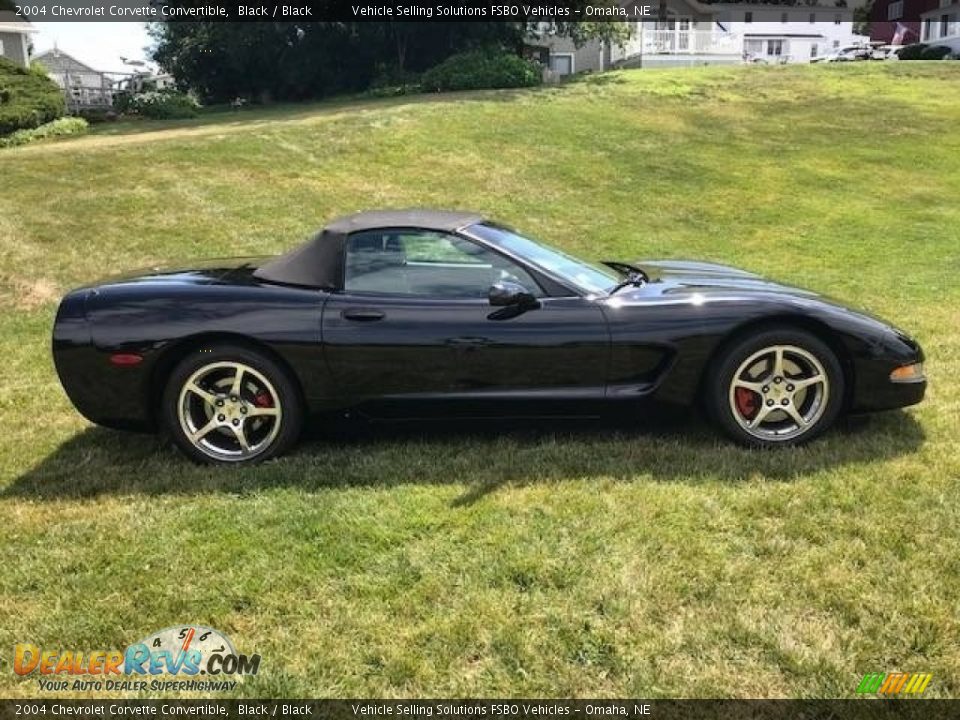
536,1 -> 868,74
33,47 -> 114,109
919,0 -> 960,53
0,20 -> 36,68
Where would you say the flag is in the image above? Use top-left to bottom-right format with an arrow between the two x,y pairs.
892,22 -> 913,46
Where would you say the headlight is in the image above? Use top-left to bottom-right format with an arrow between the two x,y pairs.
890,362 -> 925,383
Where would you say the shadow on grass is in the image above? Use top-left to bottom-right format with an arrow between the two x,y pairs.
5,410 -> 924,505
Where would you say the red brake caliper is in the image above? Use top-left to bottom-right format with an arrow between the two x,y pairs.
735,387 -> 758,419
253,392 -> 274,408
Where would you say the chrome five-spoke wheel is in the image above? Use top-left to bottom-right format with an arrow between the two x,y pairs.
708,329 -> 844,447
178,361 -> 282,462
728,345 -> 829,441
164,346 -> 303,464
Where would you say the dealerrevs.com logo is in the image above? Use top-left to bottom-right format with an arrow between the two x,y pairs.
14,625 -> 260,692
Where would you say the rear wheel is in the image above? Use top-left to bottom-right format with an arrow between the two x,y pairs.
707,329 -> 844,447
162,345 -> 303,464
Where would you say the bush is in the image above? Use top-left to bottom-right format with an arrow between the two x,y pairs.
77,108 -> 118,123
129,90 -> 199,119
421,49 -> 542,92
0,116 -> 88,148
921,45 -> 953,60
363,67 -> 422,98
897,43 -> 928,60
112,90 -> 135,114
0,57 -> 65,136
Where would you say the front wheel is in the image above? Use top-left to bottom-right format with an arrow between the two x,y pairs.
162,345 -> 303,464
707,329 -> 844,447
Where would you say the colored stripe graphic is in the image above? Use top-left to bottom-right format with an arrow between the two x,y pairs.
856,673 -> 885,693
859,672 -> 932,695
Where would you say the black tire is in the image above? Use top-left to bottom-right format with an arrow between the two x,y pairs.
161,345 -> 303,465
706,328 -> 844,448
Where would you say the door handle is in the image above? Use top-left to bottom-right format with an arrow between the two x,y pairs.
342,308 -> 385,322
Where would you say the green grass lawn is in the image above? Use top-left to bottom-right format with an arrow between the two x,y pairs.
1,62 -> 958,699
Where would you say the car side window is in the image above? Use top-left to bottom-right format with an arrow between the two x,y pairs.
343,230 -> 543,298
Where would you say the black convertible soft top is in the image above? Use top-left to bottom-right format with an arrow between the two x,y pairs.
253,209 -> 485,289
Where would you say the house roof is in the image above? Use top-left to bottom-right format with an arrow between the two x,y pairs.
33,48 -> 101,74
0,20 -> 39,34
253,209 -> 486,289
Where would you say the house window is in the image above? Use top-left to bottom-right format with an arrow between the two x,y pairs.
548,53 -> 573,76
833,39 -> 841,48
745,11 -> 753,22
811,43 -> 819,58
940,0 -> 951,7
810,12 -> 816,23
767,39 -> 784,55
781,11 -> 788,22
888,1 -> 903,20
924,18 -> 932,38
835,13 -> 842,24
942,13 -> 950,35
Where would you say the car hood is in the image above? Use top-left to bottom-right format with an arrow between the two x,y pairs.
626,259 -> 821,300
612,259 -> 909,335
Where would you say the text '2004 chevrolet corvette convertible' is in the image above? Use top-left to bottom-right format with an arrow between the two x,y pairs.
52,209 -> 926,464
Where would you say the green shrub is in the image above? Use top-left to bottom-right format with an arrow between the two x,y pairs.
0,116 -> 88,148
421,49 -> 542,92
112,90 -> 135,114
920,45 -> 953,60
77,108 -> 118,123
363,67 -> 422,98
0,57 -> 65,136
129,90 -> 199,119
897,43 -> 928,60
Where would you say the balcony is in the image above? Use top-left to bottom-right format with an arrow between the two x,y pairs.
630,29 -> 741,56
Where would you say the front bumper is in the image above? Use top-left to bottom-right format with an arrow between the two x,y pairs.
849,333 -> 927,412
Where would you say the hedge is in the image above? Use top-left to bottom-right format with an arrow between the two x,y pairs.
920,45 -> 953,60
421,49 -> 542,92
0,116 -> 88,148
128,90 -> 200,119
0,58 -> 65,136
896,44 -> 927,60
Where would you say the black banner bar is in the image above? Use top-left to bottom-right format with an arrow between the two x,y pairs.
1,700 -> 959,720
8,2 -> 660,23
7,1 -> 940,23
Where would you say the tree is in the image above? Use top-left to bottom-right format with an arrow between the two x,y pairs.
148,7 -> 631,103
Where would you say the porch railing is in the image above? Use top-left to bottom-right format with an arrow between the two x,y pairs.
631,29 -> 741,55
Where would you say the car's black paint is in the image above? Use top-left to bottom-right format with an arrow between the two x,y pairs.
52,224 -> 925,435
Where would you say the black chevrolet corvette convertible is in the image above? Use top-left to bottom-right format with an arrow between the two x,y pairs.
53,210 -> 926,464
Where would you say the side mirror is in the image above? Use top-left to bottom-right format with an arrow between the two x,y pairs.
488,281 -> 539,309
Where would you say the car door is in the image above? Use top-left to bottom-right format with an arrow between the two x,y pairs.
320,228 -> 610,418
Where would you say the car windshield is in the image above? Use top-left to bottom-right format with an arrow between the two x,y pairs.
469,223 -> 619,295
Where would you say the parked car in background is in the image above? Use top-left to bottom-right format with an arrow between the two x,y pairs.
812,45 -> 873,63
